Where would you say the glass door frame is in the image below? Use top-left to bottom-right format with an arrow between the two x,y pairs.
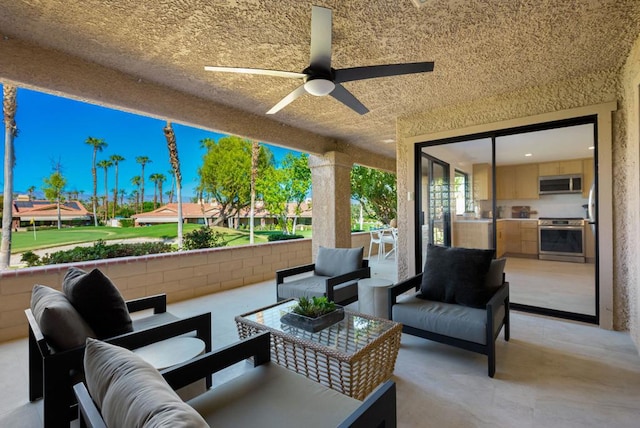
413,115 -> 599,325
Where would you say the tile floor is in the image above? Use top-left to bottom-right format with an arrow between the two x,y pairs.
2,257 -> 640,427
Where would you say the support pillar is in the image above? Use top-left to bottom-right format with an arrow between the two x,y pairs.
308,151 -> 353,259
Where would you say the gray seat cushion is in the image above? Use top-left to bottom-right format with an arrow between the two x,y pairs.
277,275 -> 358,303
188,362 -> 361,428
393,293 -> 505,345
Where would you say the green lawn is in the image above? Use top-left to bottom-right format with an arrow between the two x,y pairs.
8,224 -> 280,253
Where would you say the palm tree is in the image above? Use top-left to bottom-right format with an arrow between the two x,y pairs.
163,122 -> 183,249
119,188 -> 126,207
109,154 -> 125,218
85,137 -> 107,226
97,159 -> 112,222
27,185 -> 36,201
149,173 -> 160,209
130,175 -> 141,213
1,84 -> 18,270
157,173 -> 166,206
136,156 -> 151,212
167,169 -> 176,203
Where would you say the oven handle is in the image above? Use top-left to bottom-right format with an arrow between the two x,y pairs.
538,225 -> 584,231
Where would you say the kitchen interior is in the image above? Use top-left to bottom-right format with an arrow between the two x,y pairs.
419,121 -> 597,321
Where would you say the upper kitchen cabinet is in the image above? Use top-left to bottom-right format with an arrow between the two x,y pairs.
582,157 -> 594,198
496,163 -> 539,200
538,159 -> 583,176
472,163 -> 492,200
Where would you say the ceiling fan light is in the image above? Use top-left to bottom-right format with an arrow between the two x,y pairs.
304,79 -> 335,96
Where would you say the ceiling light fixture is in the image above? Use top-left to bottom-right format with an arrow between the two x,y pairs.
525,153 -> 533,157
304,79 -> 335,96
588,146 -> 595,150
382,139 -> 395,144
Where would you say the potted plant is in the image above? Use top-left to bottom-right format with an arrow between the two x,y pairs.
281,296 -> 345,333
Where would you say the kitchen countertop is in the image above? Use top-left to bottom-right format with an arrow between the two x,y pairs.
454,217 -> 538,222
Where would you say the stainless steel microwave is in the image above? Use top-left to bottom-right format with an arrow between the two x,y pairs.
538,175 -> 582,194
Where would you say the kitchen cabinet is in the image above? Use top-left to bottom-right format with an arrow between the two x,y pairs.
496,164 -> 538,200
503,220 -> 538,256
585,223 -> 595,262
472,163 -> 492,201
538,159 -> 583,176
496,220 -> 505,258
520,221 -> 538,255
582,157 -> 594,198
453,220 -> 492,249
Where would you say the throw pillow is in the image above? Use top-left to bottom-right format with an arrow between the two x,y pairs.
84,338 -> 208,427
314,246 -> 364,277
419,244 -> 494,307
485,258 -> 507,288
63,267 -> 133,339
30,284 -> 96,351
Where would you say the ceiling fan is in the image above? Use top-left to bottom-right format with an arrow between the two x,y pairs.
204,6 -> 434,115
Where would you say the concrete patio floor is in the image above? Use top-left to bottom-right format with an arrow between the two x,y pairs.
2,256 -> 640,427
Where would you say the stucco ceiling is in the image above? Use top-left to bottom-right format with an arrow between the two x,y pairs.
1,0 -> 639,159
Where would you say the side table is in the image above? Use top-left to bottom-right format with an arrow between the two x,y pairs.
358,278 -> 394,319
133,336 -> 206,400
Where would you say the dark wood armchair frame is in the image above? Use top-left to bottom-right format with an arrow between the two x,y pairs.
276,260 -> 371,306
388,274 -> 510,377
26,293 -> 212,428
74,332 -> 397,428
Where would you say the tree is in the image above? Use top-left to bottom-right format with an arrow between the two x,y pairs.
27,185 -> 36,201
136,156 -> 151,211
130,176 -> 142,213
42,171 -> 67,230
149,173 -> 165,209
166,169 -> 175,203
85,137 -> 107,226
97,159 -> 112,222
350,165 -> 397,225
249,140 -> 259,244
198,136 -> 273,228
109,154 -> 125,218
1,84 -> 18,270
164,122 -> 183,249
258,153 -> 311,234
119,188 -> 126,207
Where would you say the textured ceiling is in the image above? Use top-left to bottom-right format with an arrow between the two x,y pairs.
1,0 -> 639,159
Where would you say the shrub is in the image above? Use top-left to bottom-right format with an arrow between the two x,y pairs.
266,233 -> 304,242
39,239 -> 174,265
21,251 -> 42,267
119,218 -> 134,228
183,227 -> 227,250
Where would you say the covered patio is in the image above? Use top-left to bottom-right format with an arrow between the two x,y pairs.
1,255 -> 639,426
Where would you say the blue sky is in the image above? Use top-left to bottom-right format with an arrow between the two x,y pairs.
0,84 -> 296,200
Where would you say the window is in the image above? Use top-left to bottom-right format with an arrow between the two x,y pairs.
454,170 -> 470,215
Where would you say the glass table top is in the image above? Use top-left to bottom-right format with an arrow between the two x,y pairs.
237,300 -> 397,355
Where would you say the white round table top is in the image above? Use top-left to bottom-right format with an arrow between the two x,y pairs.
133,336 -> 205,370
359,278 -> 394,288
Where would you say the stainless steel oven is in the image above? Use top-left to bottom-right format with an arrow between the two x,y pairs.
538,217 -> 585,263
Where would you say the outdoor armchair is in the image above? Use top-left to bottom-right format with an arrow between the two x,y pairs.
276,246 -> 371,306
26,268 -> 212,428
388,244 -> 510,377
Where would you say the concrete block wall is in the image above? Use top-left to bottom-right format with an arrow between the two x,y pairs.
0,233 -> 372,343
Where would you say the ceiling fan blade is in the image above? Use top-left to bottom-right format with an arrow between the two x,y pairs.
309,6 -> 332,71
266,84 -> 308,114
334,61 -> 435,83
204,66 -> 306,80
329,84 -> 369,115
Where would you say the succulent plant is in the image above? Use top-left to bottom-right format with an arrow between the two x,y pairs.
292,296 -> 336,318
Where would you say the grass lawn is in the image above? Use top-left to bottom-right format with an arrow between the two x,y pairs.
8,224 -> 283,253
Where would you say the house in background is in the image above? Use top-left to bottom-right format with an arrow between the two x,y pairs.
132,202 -> 312,230
11,199 -> 92,229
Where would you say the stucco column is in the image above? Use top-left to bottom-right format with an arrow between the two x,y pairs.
308,151 -> 353,259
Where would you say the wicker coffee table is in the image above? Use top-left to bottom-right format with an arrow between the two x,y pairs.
235,299 -> 402,400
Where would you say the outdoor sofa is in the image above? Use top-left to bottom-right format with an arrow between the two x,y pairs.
26,267 -> 212,427
74,332 -> 397,427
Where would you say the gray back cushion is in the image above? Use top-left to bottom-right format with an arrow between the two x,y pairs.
63,267 -> 133,339
84,338 -> 208,427
314,246 -> 364,277
30,284 -> 96,351
485,258 -> 507,287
